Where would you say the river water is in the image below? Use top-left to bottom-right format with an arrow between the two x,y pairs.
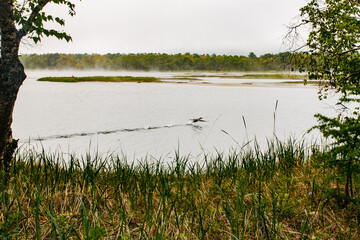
12,70 -> 338,161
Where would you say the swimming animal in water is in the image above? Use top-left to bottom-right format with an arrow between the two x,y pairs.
190,117 -> 206,123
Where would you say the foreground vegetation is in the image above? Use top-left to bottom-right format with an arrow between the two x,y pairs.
1,139 -> 359,239
20,52 -> 294,72
38,76 -> 160,83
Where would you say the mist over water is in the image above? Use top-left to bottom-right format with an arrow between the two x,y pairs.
13,70 -> 337,161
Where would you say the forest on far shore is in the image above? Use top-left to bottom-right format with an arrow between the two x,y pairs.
20,52 -> 294,72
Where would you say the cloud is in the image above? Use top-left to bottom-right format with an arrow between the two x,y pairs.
20,0 -> 306,55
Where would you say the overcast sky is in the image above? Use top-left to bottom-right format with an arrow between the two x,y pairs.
20,0 -> 306,56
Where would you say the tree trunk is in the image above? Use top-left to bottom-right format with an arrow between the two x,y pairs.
345,156 -> 353,199
0,61 -> 25,178
0,0 -> 27,182
345,173 -> 350,198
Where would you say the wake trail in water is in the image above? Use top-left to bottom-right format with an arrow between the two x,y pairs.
23,123 -> 196,142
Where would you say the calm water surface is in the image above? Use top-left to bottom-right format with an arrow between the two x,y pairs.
12,70 -> 338,160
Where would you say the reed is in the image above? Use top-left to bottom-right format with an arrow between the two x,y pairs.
0,138 -> 359,239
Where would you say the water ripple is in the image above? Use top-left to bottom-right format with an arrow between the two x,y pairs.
24,123 -> 197,142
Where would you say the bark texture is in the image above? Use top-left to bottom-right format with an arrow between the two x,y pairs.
0,0 -> 26,179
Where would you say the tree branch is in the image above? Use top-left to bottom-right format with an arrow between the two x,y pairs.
291,44 -> 308,53
16,0 -> 51,41
284,22 -> 309,40
338,46 -> 360,56
348,0 -> 360,18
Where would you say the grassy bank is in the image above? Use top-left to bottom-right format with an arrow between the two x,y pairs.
38,76 -> 160,83
1,139 -> 359,239
37,74 -> 308,85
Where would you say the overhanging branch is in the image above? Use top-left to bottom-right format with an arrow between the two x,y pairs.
16,0 -> 51,41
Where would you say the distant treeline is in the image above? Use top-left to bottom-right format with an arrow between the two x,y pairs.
20,52 -> 295,71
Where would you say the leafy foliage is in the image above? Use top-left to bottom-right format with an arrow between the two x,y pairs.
13,0 -> 77,43
299,0 -> 360,102
298,0 -> 360,198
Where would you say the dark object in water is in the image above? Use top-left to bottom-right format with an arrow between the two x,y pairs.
190,117 -> 206,123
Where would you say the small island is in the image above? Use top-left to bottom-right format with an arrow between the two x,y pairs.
38,76 -> 160,83
37,74 -> 308,84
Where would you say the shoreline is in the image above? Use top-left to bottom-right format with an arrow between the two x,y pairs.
36,73 -> 321,88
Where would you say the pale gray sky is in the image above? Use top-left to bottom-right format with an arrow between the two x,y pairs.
20,0 -> 306,56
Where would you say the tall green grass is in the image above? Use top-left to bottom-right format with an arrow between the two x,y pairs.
0,138 -> 359,239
